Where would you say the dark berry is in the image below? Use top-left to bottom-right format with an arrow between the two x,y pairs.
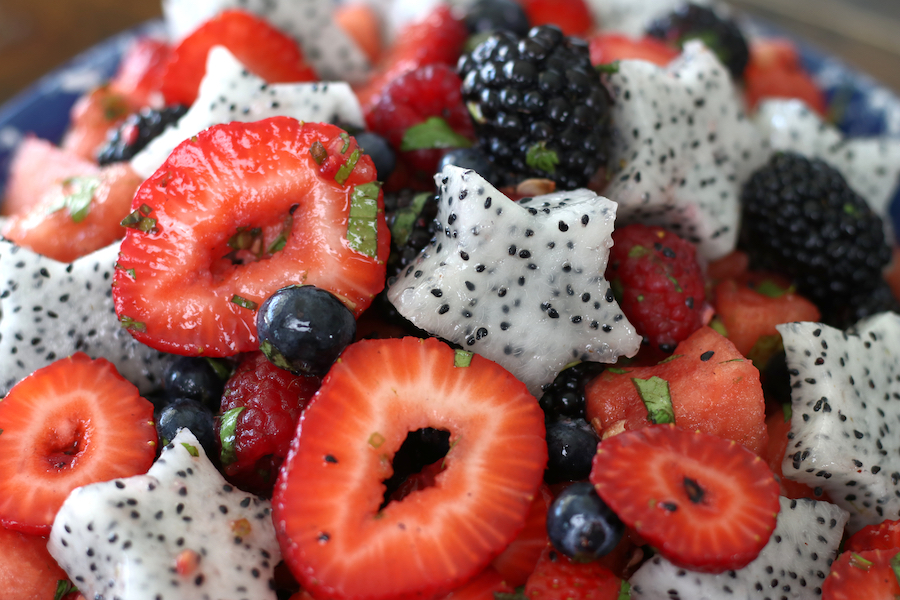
645,3 -> 749,79
156,398 -> 217,460
458,25 -> 613,189
547,481 -> 624,562
96,104 -> 188,165
385,191 -> 440,278
161,355 -> 230,410
464,0 -> 531,37
257,285 -> 357,376
438,147 -> 500,185
539,361 -> 606,419
544,416 -> 601,484
825,279 -> 900,330
739,152 -> 891,324
355,131 -> 397,182
217,351 -> 320,495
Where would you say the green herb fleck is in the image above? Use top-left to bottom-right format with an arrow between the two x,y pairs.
231,295 -> 258,310
746,334 -> 783,369
466,101 -> 486,125
890,551 -> 900,586
850,552 -> 874,570
595,61 -> 621,74
454,350 -> 473,368
632,376 -> 675,424
334,148 -> 361,185
783,402 -> 792,422
310,140 -> 327,164
219,407 -> 246,465
526,141 -> 559,174
666,274 -> 683,293
119,315 -> 147,333
608,367 -> 629,374
755,279 -> 794,298
125,268 -> 136,279
628,245 -> 651,258
389,192 -> 432,247
347,182 -> 381,257
181,443 -> 199,457
54,580 -> 78,600
618,581 -> 632,600
49,176 -> 101,223
227,227 -> 263,255
843,203 -> 860,216
400,116 -> 473,152
657,354 -> 684,364
494,586 -> 528,600
339,132 -> 351,154
205,358 -> 232,381
709,318 -> 728,337
121,204 -> 158,233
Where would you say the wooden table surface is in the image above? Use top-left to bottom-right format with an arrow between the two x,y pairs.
1,0 -> 899,104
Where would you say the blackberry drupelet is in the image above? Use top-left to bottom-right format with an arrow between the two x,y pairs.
739,152 -> 891,323
645,3 -> 750,80
539,361 -> 606,419
458,25 -> 613,190
96,104 -> 188,165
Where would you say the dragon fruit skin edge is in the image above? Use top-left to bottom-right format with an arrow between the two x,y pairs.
387,165 -> 641,398
629,497 -> 849,600
48,429 -> 282,600
777,312 -> 900,534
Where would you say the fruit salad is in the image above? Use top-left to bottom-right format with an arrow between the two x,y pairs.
2,0 -> 900,598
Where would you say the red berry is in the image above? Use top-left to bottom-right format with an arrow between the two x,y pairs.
160,9 -> 317,106
491,484 -> 553,586
590,424 -> 780,573
744,38 -> 826,116
846,518 -> 900,553
822,549 -> 900,600
588,33 -> 679,67
523,544 -> 625,600
110,36 -> 171,108
606,224 -> 706,353
0,353 -> 157,534
0,527 -> 69,598
366,63 -> 475,182
113,117 -> 390,357
518,0 -> 594,36
272,337 -> 547,600
217,352 -> 321,495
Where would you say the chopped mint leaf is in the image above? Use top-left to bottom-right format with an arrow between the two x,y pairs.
755,279 -> 794,298
119,315 -> 147,333
260,339 -> 293,372
340,132 -> 351,154
219,407 -> 246,465
347,182 -> 381,257
618,580 -> 632,600
227,226 -> 262,252
632,376 -> 675,424
466,101 -> 486,125
205,357 -> 232,381
334,148 -> 361,185
401,117 -> 473,152
390,192 -> 432,247
230,295 -> 258,310
627,245 -> 650,258
657,354 -> 684,364
850,552 -> 873,570
783,402 -> 792,422
890,551 -> 900,586
454,350 -> 473,368
746,334 -> 783,369
607,367 -> 630,374
49,176 -> 101,223
666,274 -> 683,293
709,318 -> 728,337
494,587 -> 527,600
121,205 -> 158,233
181,442 -> 199,457
595,61 -> 621,74
54,580 -> 78,600
309,140 -> 327,164
526,141 -> 559,174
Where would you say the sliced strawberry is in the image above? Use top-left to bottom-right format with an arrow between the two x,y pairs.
113,117 -> 389,356
60,85 -> 133,161
491,484 -> 553,586
588,33 -> 680,67
846,519 -> 900,553
713,272 -> 820,365
523,544 -> 625,600
1,136 -> 99,217
272,336 -> 547,600
0,353 -> 157,535
354,5 -> 467,112
440,567 -> 514,600
0,527 -> 69,599
110,36 -> 171,108
518,0 -> 594,36
705,249 -> 749,283
590,424 -> 780,573
160,9 -> 318,107
3,163 -> 144,262
585,326 -> 769,456
822,549 -> 900,599
335,3 -> 383,64
744,38 -> 827,115
763,405 -> 828,501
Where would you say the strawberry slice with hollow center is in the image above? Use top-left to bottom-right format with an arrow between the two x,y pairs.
590,424 -> 780,573
0,353 -> 157,535
113,117 -> 389,357
272,336 -> 547,600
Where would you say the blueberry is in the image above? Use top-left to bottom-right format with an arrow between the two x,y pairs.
438,147 -> 499,185
464,0 -> 530,36
155,398 -> 217,460
257,285 -> 357,377
161,356 -> 229,410
539,362 -> 605,419
547,481 -> 624,562
544,416 -> 601,484
355,131 -> 396,182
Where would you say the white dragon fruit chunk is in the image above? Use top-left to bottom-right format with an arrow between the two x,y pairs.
48,429 -> 282,600
131,46 -> 365,179
777,312 -> 900,534
629,496 -> 849,599
601,41 -> 767,261
586,0 -> 714,37
755,99 -> 900,225
387,165 -> 641,397
162,0 -> 370,83
0,239 -> 166,397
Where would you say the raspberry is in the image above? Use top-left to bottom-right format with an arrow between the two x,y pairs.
606,224 -> 706,353
216,352 -> 320,495
96,105 -> 188,165
366,63 -> 475,184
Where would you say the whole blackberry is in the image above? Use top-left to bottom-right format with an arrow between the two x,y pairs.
739,152 -> 891,321
96,104 -> 188,165
645,3 -> 749,80
457,25 -> 613,190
